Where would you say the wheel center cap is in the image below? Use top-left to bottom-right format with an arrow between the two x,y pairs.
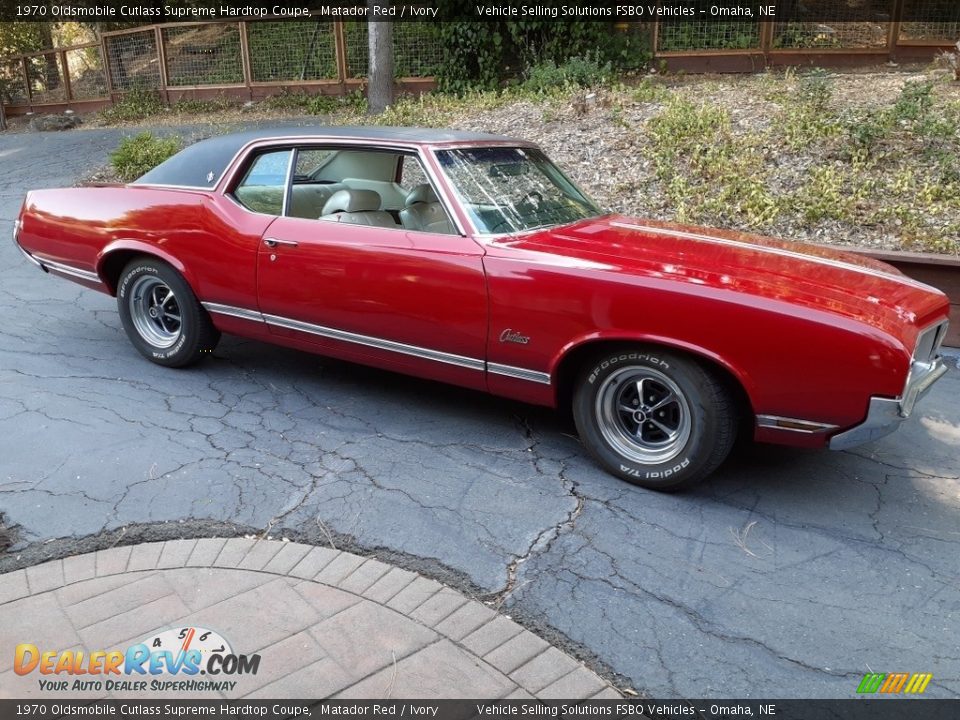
148,307 -> 160,318
633,410 -> 647,423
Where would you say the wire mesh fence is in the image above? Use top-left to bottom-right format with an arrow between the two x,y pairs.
344,21 -> 369,77
25,51 -> 66,104
657,20 -> 763,51
105,29 -> 161,91
65,46 -> 107,100
393,23 -> 444,77
163,23 -> 244,86
772,1 -> 896,48
247,20 -> 338,82
773,23 -> 891,49
2,17 -> 956,112
900,0 -> 960,42
0,60 -> 29,105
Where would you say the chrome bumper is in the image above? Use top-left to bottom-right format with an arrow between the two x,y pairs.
829,355 -> 949,450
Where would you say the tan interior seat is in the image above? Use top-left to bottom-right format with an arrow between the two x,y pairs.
319,189 -> 397,228
289,183 -> 345,219
400,184 -> 454,235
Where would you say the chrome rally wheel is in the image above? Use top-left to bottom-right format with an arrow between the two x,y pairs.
128,275 -> 182,349
573,347 -> 738,491
595,367 -> 692,465
116,258 -> 219,368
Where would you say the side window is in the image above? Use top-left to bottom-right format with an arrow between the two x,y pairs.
233,150 -> 291,215
399,156 -> 429,191
398,155 -> 456,236
295,149 -> 335,179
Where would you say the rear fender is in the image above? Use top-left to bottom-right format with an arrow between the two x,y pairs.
96,240 -> 195,296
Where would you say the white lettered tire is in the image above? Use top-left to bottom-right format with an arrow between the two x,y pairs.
573,347 -> 737,491
116,258 -> 219,368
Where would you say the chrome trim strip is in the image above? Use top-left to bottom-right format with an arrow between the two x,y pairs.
487,363 -> 552,385
202,302 -> 265,324
756,414 -> 838,434
36,257 -> 102,283
133,183 -> 217,192
610,222 -> 936,291
201,302 -> 555,381
281,148 -> 296,218
15,240 -> 44,270
262,313 -> 487,372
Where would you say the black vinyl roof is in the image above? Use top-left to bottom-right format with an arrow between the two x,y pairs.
133,125 -> 522,189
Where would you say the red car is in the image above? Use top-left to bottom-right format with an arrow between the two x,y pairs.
13,127 -> 950,490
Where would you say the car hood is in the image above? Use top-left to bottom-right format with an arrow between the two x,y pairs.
488,215 -> 948,340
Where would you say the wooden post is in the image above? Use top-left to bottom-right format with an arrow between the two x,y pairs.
100,34 -> 115,100
333,21 -> 349,86
238,21 -> 253,99
59,50 -> 72,103
21,57 -> 32,111
888,0 -> 904,63
155,26 -> 170,103
759,21 -> 774,65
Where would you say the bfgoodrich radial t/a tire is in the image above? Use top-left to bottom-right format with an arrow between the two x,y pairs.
573,347 -> 737,491
116,258 -> 219,368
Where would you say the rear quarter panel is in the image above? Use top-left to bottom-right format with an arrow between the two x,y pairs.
19,186 -> 272,310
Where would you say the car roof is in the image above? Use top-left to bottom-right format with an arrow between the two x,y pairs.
133,125 -> 525,190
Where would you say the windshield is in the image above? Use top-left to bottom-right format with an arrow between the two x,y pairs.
435,147 -> 603,234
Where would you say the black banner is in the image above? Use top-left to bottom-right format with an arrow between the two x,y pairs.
0,700 -> 958,720
0,0 -> 959,24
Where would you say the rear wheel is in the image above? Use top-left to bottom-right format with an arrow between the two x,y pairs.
116,258 -> 219,367
573,347 -> 737,491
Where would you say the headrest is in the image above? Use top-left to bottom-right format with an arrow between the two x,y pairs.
321,189 -> 381,215
405,184 -> 438,207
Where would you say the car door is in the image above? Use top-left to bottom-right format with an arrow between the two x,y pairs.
254,147 -> 489,391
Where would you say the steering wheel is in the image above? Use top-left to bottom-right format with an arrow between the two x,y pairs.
518,191 -> 545,212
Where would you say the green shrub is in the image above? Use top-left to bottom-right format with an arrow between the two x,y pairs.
110,132 -> 181,182
522,53 -> 613,93
892,80 -> 934,121
434,20 -> 650,94
98,86 -> 166,123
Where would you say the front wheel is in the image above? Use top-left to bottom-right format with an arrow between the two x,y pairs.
573,348 -> 737,491
116,258 -> 219,367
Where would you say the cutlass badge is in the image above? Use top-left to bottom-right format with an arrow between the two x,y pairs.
499,329 -> 530,345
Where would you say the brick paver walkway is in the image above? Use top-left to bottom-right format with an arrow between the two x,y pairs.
0,539 -> 619,699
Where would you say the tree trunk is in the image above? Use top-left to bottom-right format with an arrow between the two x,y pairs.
0,101 -> 7,132
37,22 -> 61,91
367,0 -> 394,115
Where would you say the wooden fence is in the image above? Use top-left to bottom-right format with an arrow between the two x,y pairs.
1,16 -> 957,114
0,20 -> 440,115
656,12 -> 959,72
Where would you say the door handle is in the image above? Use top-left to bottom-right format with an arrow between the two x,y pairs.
264,237 -> 298,248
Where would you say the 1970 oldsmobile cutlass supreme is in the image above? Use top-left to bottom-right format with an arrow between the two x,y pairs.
13,127 -> 950,490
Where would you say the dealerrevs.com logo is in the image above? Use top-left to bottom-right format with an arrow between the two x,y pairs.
856,672 -> 933,694
14,626 -> 260,693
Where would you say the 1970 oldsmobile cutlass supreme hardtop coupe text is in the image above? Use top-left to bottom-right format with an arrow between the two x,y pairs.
14,127 -> 950,490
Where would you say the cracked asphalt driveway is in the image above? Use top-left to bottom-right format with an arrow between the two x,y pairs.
2,127 -> 959,699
